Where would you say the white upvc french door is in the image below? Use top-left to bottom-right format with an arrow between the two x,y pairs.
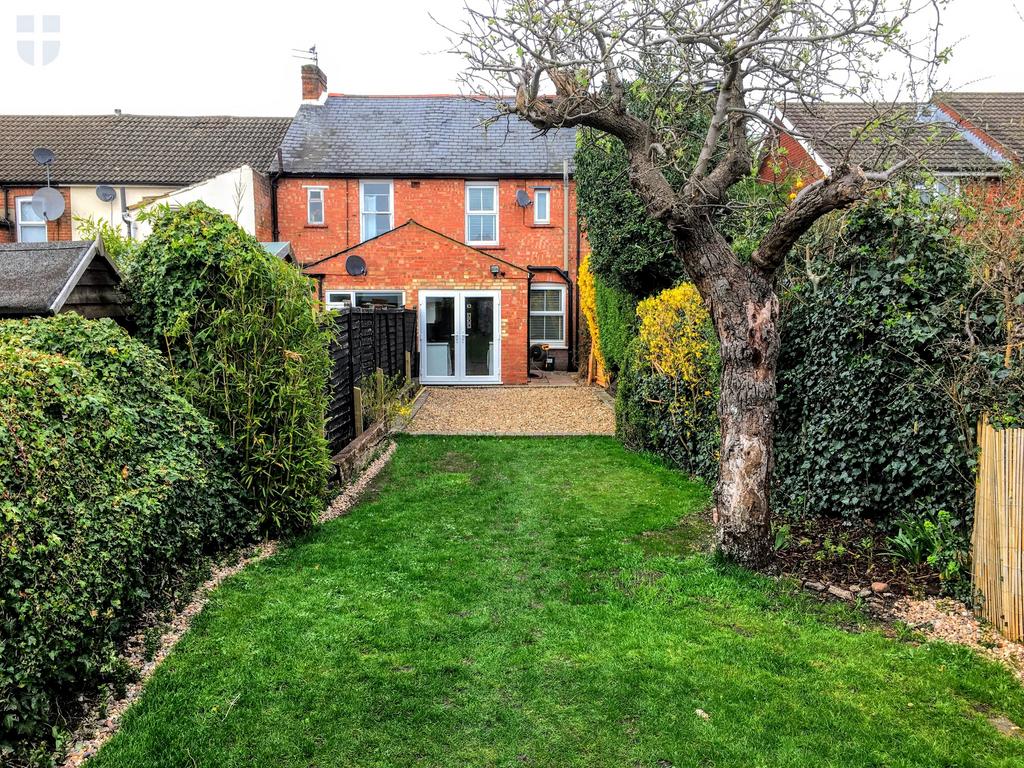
419,290 -> 501,384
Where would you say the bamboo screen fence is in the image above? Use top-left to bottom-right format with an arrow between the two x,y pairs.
972,418 -> 1024,641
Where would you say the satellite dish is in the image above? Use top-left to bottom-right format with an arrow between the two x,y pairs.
345,254 -> 367,276
32,147 -> 55,166
96,185 -> 117,202
515,189 -> 532,207
31,187 -> 65,221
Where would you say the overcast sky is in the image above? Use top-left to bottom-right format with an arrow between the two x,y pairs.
4,0 -> 1023,117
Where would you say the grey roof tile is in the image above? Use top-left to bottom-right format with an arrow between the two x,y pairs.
0,114 -> 292,185
280,95 -> 576,177
934,92 -> 1024,161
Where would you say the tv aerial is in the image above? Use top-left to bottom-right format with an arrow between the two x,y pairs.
292,44 -> 318,66
30,147 -> 65,221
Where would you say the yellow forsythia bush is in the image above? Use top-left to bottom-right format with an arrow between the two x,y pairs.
578,252 -> 607,371
635,283 -> 716,383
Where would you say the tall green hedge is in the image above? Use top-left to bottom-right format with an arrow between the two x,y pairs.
593,274 -> 638,372
775,191 -> 976,523
125,203 -> 333,534
0,315 -> 243,764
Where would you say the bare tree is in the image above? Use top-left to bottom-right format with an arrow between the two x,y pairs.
447,0 -> 942,565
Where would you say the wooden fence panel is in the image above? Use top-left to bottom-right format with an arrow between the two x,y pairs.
972,418 -> 1024,641
325,308 -> 417,456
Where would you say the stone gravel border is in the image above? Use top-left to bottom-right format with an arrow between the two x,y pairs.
58,441 -> 398,767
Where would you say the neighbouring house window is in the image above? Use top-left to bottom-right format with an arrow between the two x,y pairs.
534,188 -> 550,224
466,183 -> 498,245
307,187 -> 325,225
360,180 -> 393,241
325,290 -> 405,310
529,284 -> 566,346
16,196 -> 47,242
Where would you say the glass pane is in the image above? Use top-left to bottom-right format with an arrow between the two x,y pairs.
530,288 -> 562,312
530,315 -> 563,342
468,186 -> 494,212
535,191 -> 549,221
425,296 -> 455,377
20,224 -> 47,243
355,292 -> 402,308
363,182 -> 391,203
468,214 -> 496,243
326,291 -> 352,307
19,200 -> 43,223
309,200 -> 323,223
363,213 -> 392,239
464,296 -> 495,377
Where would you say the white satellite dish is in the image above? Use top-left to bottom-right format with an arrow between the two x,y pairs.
31,187 -> 65,221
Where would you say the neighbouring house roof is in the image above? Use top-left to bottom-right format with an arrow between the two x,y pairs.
302,219 -> 530,273
0,239 -> 118,317
261,241 -> 295,262
934,92 -> 1024,162
777,101 -> 1004,175
0,114 -> 292,185
280,95 -> 577,177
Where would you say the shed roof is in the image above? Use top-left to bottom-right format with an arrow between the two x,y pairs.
0,239 -> 116,316
280,95 -> 576,177
779,101 -> 1003,175
0,114 -> 291,185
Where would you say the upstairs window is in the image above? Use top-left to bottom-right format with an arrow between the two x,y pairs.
16,196 -> 47,242
534,188 -> 550,225
529,284 -> 566,346
306,187 -> 325,225
466,183 -> 498,245
360,181 -> 394,241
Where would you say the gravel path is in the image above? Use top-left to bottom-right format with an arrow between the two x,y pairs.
405,385 -> 615,435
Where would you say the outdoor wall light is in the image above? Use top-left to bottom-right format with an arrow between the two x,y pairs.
490,264 -> 504,278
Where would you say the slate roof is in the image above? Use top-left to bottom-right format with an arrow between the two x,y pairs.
0,240 -> 113,316
280,95 -> 577,177
934,92 -> 1024,162
0,114 -> 292,185
779,101 -> 1003,175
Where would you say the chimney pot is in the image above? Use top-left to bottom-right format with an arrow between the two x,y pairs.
301,64 -> 328,102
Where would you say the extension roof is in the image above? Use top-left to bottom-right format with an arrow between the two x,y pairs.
934,92 -> 1024,162
0,114 -> 292,185
280,95 -> 576,177
779,101 -> 1003,175
0,239 -> 116,316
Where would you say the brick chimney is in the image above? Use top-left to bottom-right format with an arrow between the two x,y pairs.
301,64 -> 327,102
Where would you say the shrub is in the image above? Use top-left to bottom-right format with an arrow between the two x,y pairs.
124,202 -> 333,534
0,315 -> 242,764
775,188 -> 975,525
616,284 -> 720,482
578,253 -> 607,374
593,274 -> 637,372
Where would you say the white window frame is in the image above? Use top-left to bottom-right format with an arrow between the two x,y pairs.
358,180 -> 393,241
529,283 -> 567,348
325,290 -> 406,310
465,182 -> 499,246
15,195 -> 47,243
533,188 -> 551,225
306,186 -> 326,225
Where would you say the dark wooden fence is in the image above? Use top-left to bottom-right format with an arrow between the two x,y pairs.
326,308 -> 417,456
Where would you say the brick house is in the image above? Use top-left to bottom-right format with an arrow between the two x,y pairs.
274,65 -> 582,384
757,100 -> 1007,186
0,113 -> 290,244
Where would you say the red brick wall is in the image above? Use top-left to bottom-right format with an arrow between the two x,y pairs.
757,130 -> 825,184
310,221 -> 531,384
252,172 -> 274,242
0,186 -> 73,243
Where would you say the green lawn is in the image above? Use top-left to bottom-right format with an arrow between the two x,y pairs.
91,436 -> 1024,767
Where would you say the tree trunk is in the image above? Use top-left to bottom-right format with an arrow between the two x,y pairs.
677,226 -> 781,566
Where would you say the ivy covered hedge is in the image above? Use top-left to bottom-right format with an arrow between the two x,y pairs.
0,315 -> 243,765
125,203 -> 333,534
593,274 -> 638,373
775,190 -> 980,524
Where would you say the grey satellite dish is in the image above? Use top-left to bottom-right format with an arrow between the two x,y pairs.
31,187 -> 65,221
515,189 -> 532,207
345,254 -> 367,276
96,185 -> 117,202
32,147 -> 55,166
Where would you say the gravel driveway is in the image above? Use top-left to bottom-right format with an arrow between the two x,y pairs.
405,385 -> 615,435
